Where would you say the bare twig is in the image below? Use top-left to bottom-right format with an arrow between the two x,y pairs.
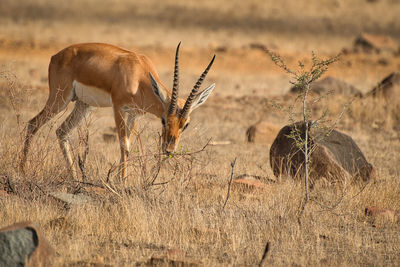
181,156 -> 195,188
151,180 -> 173,186
148,133 -> 163,187
149,153 -> 162,186
222,158 -> 237,210
110,138 -> 211,161
99,176 -> 122,198
348,180 -> 370,200
106,162 -> 117,183
173,138 -> 212,157
312,179 -> 371,212
78,124 -> 89,181
258,242 -> 270,267
135,129 -> 148,183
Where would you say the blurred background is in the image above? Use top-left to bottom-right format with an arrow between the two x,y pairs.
1,0 -> 399,52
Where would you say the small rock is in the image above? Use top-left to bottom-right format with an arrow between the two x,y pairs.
232,177 -> 269,192
209,140 -> 231,146
365,206 -> 398,226
354,33 -> 397,54
166,248 -> 186,259
48,192 -> 93,207
366,72 -> 400,100
103,133 -> 117,143
377,57 -> 390,66
0,190 -> 8,197
0,222 -> 54,267
341,47 -> 352,55
249,42 -> 268,51
28,69 -> 38,78
215,46 -> 228,53
246,121 -> 280,144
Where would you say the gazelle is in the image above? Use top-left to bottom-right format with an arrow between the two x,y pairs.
20,42 -> 216,179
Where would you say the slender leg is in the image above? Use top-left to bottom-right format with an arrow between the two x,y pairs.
125,110 -> 138,151
56,100 -> 92,179
114,106 -> 134,179
20,109 -> 55,175
20,91 -> 74,175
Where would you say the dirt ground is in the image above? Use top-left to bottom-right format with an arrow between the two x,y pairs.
1,0 -> 400,266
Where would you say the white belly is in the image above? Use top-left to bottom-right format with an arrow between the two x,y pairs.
74,80 -> 112,107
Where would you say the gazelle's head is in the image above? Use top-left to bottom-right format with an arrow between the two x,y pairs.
149,42 -> 216,154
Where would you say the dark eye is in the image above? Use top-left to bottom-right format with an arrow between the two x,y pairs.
161,117 -> 166,125
182,123 -> 189,132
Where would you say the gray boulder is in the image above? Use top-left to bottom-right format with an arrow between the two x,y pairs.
366,72 -> 400,100
270,121 -> 374,183
0,222 -> 54,266
246,121 -> 280,144
353,33 -> 398,54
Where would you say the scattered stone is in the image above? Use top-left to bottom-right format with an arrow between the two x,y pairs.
28,68 -> 39,78
103,133 -> 117,143
209,140 -> 231,146
270,121 -> 374,183
0,222 -> 54,267
48,192 -> 93,207
341,47 -> 352,55
290,76 -> 362,97
354,33 -> 397,54
249,42 -> 268,51
0,190 -> 8,197
208,41 -> 228,53
232,177 -> 269,192
365,206 -> 398,226
366,72 -> 400,100
246,121 -> 281,144
166,248 -> 186,259
215,46 -> 228,53
377,57 -> 390,66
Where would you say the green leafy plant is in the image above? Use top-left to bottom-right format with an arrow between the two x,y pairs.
268,50 -> 341,221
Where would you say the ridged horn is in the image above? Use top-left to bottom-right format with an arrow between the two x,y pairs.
168,42 -> 181,115
180,55 -> 215,118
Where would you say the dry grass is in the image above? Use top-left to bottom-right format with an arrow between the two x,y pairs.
1,62 -> 400,266
1,0 -> 400,265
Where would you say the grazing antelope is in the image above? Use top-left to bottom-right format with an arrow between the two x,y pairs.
20,42 -> 216,179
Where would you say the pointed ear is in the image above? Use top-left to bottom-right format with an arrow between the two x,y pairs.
190,83 -> 215,112
149,73 -> 169,105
